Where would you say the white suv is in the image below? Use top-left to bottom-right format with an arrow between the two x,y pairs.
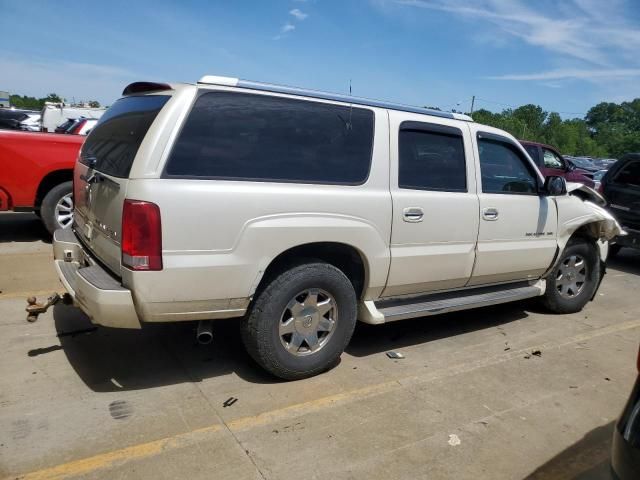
50,75 -> 622,379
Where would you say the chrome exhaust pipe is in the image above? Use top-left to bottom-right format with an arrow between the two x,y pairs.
196,320 -> 213,345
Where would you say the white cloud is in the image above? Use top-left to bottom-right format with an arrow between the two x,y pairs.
394,0 -> 640,71
290,8 -> 308,20
282,23 -> 296,33
0,56 -> 138,105
486,68 -> 640,81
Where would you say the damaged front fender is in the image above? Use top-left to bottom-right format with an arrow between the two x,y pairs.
555,182 -> 625,255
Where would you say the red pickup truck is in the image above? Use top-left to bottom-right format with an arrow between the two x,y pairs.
0,130 -> 83,234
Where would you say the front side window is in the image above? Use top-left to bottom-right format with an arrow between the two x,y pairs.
613,161 -> 640,187
398,125 -> 466,192
543,148 -> 565,169
165,92 -> 374,185
478,136 -> 538,194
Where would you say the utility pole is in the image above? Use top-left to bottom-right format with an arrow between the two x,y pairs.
470,95 -> 475,116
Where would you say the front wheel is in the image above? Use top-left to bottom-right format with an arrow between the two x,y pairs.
241,261 -> 357,380
541,239 -> 600,314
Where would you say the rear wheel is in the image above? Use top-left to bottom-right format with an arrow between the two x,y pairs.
541,239 -> 600,314
241,261 -> 357,380
40,181 -> 73,235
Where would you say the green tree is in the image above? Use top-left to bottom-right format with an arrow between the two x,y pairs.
88,100 -> 101,108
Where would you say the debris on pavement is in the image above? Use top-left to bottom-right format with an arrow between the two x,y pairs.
448,434 -> 461,446
386,351 -> 405,359
223,397 -> 238,407
532,350 -> 542,357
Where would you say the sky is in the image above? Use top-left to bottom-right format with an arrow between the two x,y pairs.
1,0 -> 639,117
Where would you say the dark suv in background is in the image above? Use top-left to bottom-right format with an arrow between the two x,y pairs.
601,153 -> 640,255
520,140 -> 595,188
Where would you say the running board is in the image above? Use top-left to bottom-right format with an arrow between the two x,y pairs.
359,280 -> 545,324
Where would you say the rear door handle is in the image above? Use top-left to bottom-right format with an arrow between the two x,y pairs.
403,207 -> 424,223
482,207 -> 499,221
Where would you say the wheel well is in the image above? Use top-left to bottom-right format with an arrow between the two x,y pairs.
568,224 -> 603,244
34,170 -> 73,209
256,242 -> 368,300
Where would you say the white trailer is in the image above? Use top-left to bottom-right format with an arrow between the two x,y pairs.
40,103 -> 106,132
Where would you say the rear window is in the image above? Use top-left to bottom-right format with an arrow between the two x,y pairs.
613,161 -> 640,187
80,95 -> 169,178
164,91 -> 375,185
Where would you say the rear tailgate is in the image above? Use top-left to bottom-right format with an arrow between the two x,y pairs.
74,94 -> 171,277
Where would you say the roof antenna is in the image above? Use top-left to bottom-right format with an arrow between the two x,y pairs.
347,79 -> 353,131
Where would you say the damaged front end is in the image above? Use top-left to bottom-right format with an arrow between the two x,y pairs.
561,182 -> 626,245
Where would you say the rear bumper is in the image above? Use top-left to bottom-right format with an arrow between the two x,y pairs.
52,228 -> 141,329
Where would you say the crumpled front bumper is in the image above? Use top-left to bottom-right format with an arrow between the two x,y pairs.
52,228 -> 141,329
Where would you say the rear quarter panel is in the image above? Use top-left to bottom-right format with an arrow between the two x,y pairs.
0,131 -> 83,208
123,103 -> 392,321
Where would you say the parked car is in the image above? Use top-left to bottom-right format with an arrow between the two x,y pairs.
19,113 -> 42,132
53,117 -> 97,135
54,118 -> 79,133
593,169 -> 608,191
49,76 -> 622,380
67,118 -> 98,135
0,130 -> 84,233
520,141 -> 595,188
0,109 -> 34,130
565,156 -> 602,173
601,153 -> 640,255
610,344 -> 640,480
40,103 -> 105,132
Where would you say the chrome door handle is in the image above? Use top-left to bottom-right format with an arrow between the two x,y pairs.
482,207 -> 499,221
403,207 -> 424,223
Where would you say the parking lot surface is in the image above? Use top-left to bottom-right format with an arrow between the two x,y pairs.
1,212 -> 639,480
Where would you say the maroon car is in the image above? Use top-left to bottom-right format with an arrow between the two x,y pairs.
519,140 -> 595,188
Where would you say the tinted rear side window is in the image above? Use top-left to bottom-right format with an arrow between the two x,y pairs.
398,125 -> 466,192
165,92 -> 374,184
80,95 -> 169,178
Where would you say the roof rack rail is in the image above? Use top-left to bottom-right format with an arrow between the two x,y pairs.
197,75 -> 473,122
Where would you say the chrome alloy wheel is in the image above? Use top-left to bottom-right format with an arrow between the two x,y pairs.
279,288 -> 338,356
556,254 -> 587,298
55,193 -> 74,229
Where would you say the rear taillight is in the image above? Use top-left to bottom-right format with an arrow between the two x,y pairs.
121,200 -> 162,271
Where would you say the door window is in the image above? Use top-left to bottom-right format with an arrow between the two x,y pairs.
398,124 -> 466,192
543,148 -> 565,169
478,137 -> 538,194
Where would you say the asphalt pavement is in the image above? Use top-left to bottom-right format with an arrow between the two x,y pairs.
1,212 -> 639,480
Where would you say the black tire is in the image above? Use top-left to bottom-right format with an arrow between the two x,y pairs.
40,181 -> 73,235
608,244 -> 622,258
541,239 -> 600,314
241,261 -> 357,380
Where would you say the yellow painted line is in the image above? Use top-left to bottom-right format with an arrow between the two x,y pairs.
228,380 -> 399,431
11,424 -> 223,480
8,318 -> 640,480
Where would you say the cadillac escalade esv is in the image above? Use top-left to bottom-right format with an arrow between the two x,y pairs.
48,76 -> 623,379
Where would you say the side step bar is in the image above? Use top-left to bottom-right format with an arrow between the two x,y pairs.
359,280 -> 545,324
